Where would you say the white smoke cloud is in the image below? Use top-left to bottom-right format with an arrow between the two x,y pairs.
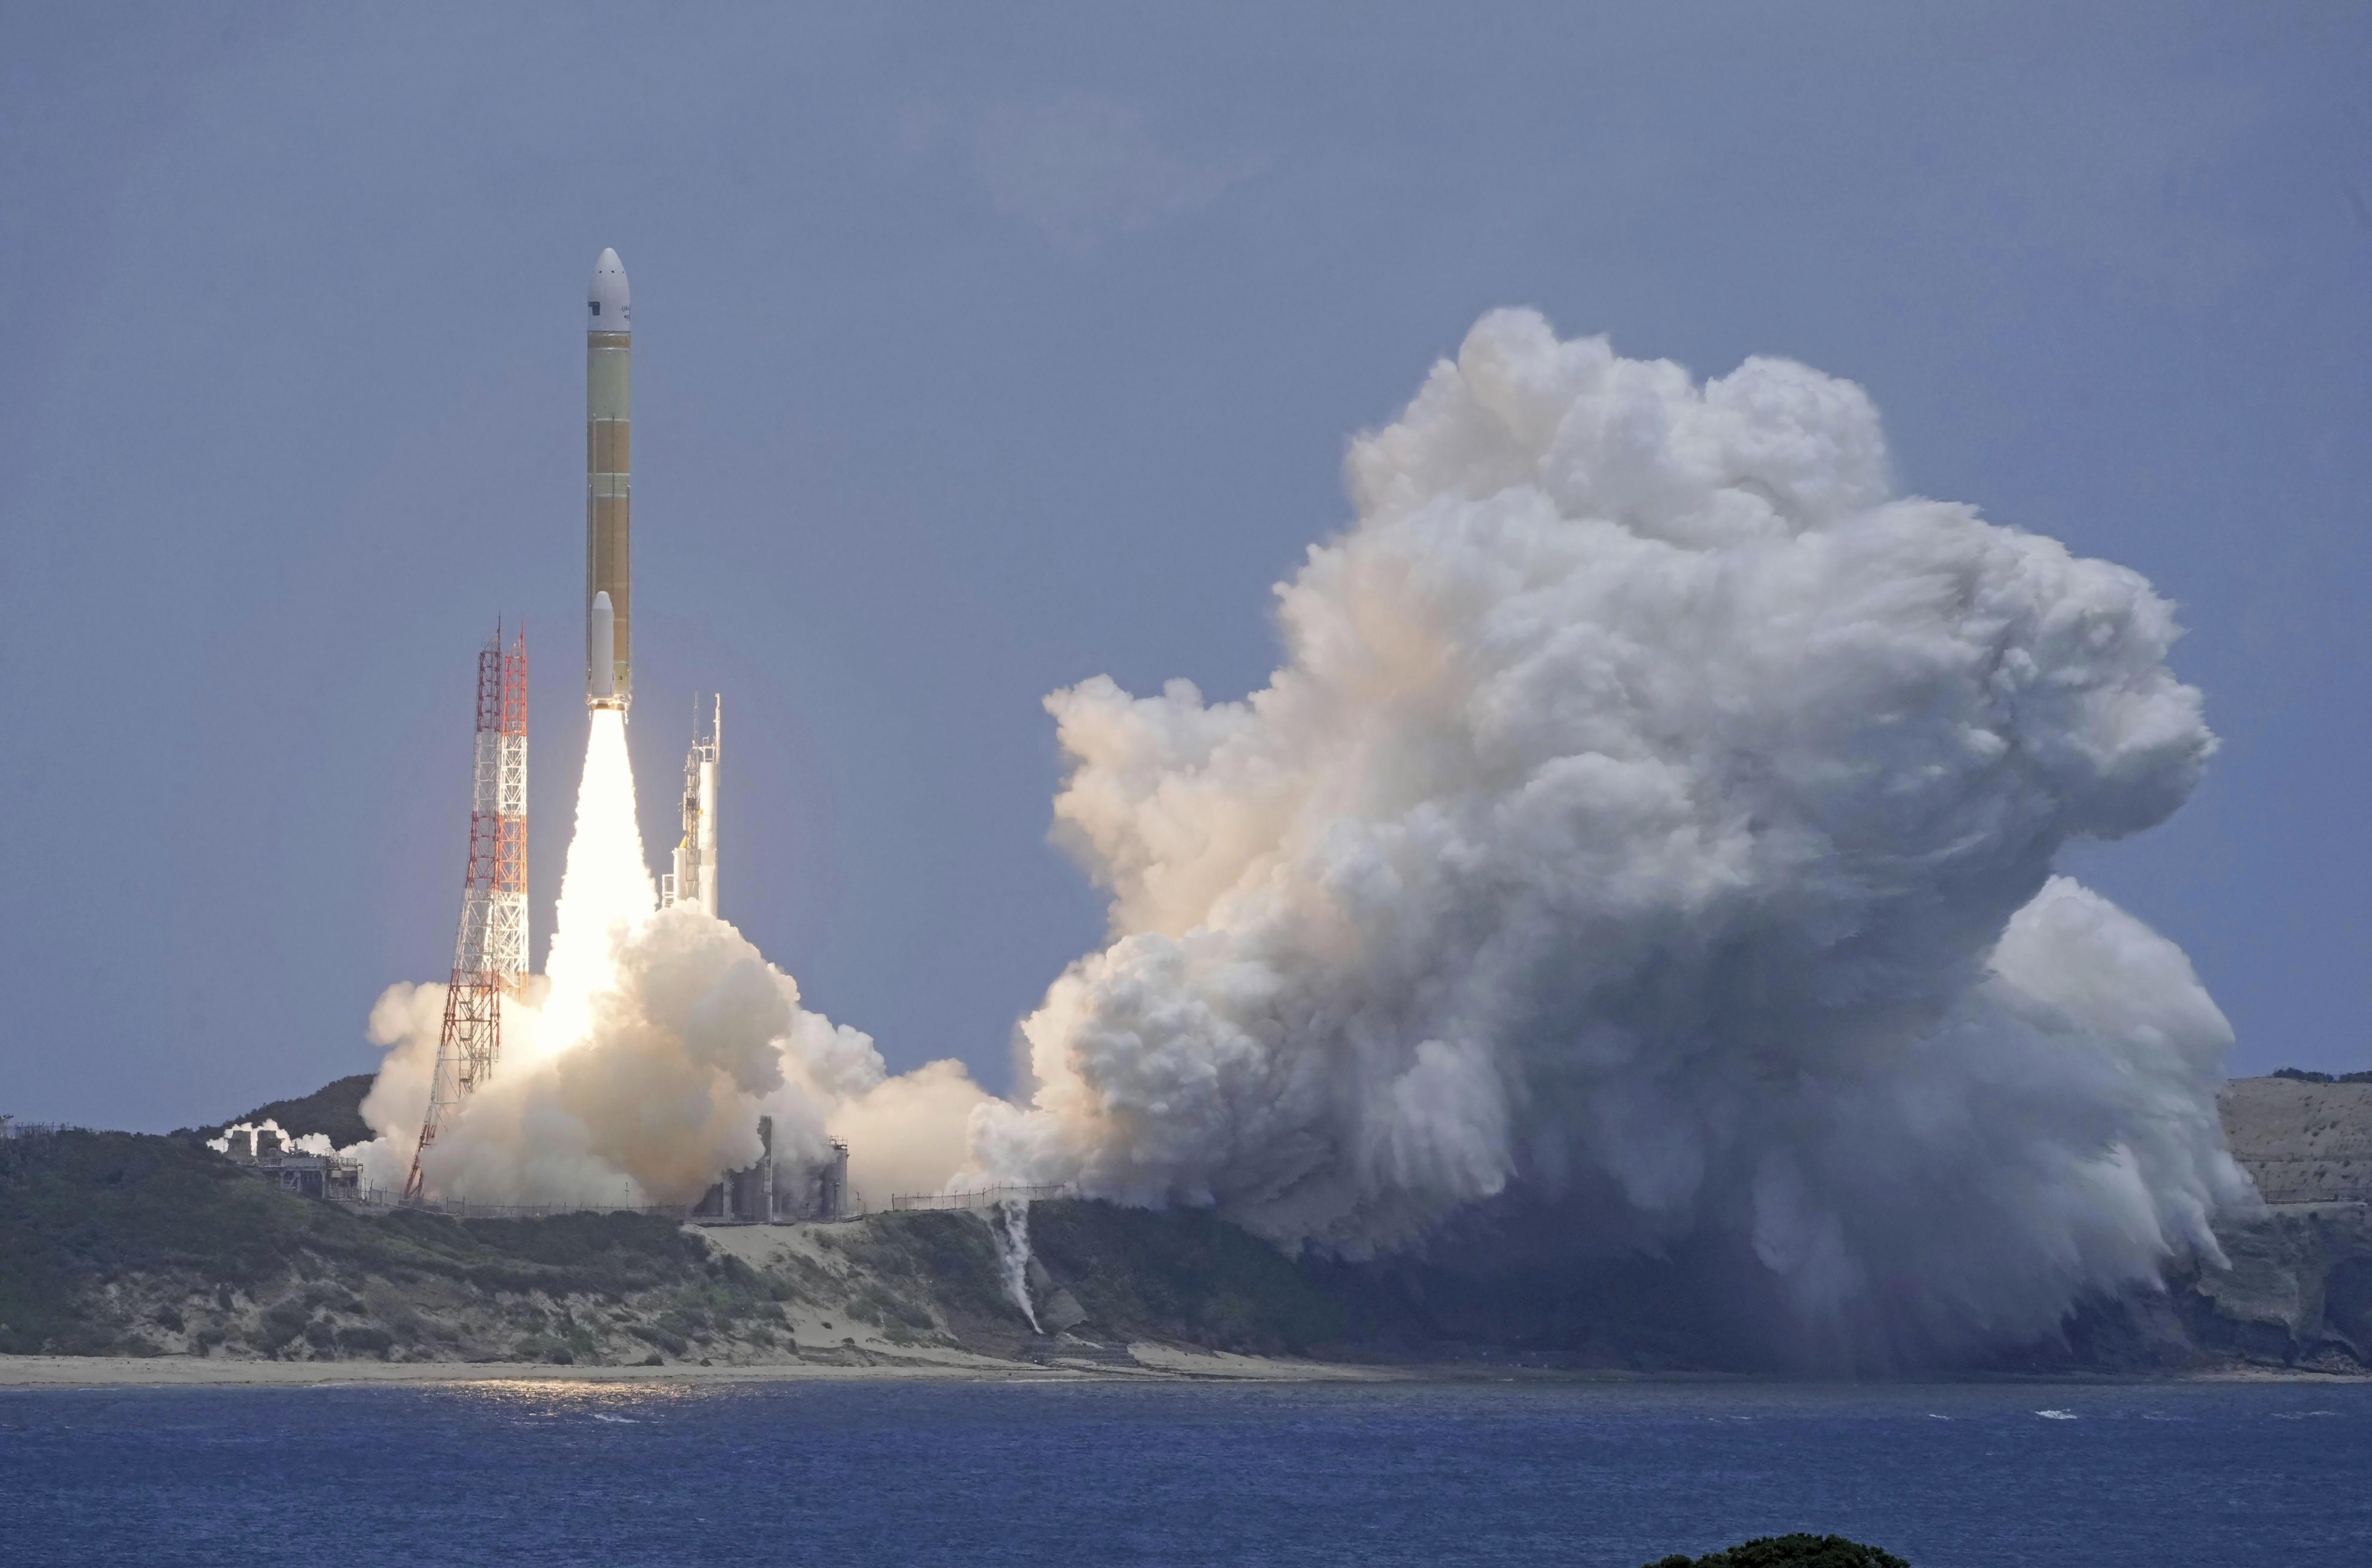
345,709 -> 990,1208
208,1118 -> 331,1157
346,909 -> 993,1207
967,308 -> 2252,1350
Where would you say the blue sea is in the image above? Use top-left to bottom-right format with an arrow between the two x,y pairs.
3,1376 -> 2364,1566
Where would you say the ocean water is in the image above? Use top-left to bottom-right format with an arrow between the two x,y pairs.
2,1376 -> 2364,1566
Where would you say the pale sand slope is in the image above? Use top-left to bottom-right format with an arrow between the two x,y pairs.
0,1345 -> 1403,1390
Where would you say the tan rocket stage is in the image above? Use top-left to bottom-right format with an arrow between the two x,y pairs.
587,248 -> 631,711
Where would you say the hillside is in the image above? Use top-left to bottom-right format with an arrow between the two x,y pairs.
181,1073 -> 376,1150
0,1129 -> 1353,1368
0,1130 -> 724,1361
7,1073 -> 2372,1374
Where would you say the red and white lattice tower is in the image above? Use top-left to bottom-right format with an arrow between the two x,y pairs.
404,626 -> 528,1202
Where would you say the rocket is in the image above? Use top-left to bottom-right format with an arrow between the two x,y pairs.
586,248 -> 631,711
588,590 -> 616,702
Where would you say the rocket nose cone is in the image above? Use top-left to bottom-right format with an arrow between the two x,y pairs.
592,590 -> 613,612
589,248 -> 630,331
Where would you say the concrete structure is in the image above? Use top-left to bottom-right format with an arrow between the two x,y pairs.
217,1121 -> 365,1201
692,1122 -> 850,1224
587,247 -> 632,712
661,696 -> 721,916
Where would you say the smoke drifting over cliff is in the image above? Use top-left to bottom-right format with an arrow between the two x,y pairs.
969,309 -> 2250,1352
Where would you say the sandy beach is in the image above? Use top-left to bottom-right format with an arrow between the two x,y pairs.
0,1345 -> 1402,1391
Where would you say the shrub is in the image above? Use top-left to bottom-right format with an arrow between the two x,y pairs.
191,1074 -> 377,1151
630,1323 -> 687,1357
257,1299 -> 312,1353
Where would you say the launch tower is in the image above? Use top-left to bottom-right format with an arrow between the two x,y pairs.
405,627 -> 529,1201
661,695 -> 721,916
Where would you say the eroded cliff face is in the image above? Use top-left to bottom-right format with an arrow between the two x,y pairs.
2218,1078 -> 2372,1204
2092,1076 -> 2372,1374
2175,1205 -> 2372,1369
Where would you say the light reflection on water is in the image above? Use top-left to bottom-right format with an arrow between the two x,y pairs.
4,1377 -> 2367,1566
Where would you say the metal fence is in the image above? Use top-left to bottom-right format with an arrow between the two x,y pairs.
0,1119 -> 84,1140
341,1186 -> 687,1222
889,1184 -> 1073,1212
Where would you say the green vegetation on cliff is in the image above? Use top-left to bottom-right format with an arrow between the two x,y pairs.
808,1198 -> 1354,1358
182,1073 -> 377,1149
1029,1198 -> 1348,1353
0,1129 -> 717,1356
8,1116 -> 2371,1376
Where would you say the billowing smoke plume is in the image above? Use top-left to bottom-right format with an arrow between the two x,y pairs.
347,711 -> 988,1208
968,309 -> 2252,1351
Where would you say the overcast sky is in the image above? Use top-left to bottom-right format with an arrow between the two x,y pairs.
3,2 -> 2367,1129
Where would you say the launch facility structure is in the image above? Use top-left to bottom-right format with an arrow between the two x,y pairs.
662,695 -> 721,916
404,628 -> 528,1200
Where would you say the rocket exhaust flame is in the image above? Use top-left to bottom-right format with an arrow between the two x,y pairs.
352,703 -> 991,1209
536,708 -> 655,1061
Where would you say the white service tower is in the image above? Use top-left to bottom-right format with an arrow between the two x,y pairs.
662,695 -> 721,916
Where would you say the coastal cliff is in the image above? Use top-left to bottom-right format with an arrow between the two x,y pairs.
5,1075 -> 2370,1375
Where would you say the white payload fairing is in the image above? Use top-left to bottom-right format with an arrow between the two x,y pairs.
587,248 -> 631,711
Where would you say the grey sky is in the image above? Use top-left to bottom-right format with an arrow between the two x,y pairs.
3,3 -> 2366,1130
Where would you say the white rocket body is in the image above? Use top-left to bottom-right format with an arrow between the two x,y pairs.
588,591 -> 616,703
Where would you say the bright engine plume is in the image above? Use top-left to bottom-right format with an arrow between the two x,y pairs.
347,705 -> 989,1211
